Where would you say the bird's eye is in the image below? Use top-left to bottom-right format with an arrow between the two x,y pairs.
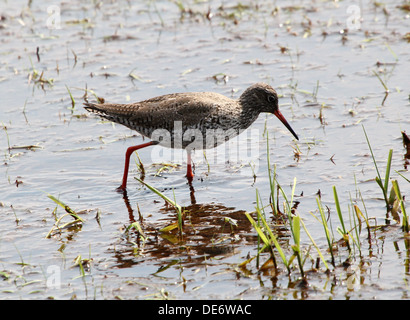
268,95 -> 276,103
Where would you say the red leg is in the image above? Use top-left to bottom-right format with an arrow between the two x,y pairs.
117,141 -> 156,191
186,151 -> 194,182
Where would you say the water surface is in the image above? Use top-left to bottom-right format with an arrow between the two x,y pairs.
0,0 -> 409,299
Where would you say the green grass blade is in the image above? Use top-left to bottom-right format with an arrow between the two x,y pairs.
47,194 -> 84,222
276,178 -> 294,220
392,180 -> 409,232
245,212 -> 270,246
256,209 -> 288,268
299,217 -> 329,270
383,149 -> 393,193
65,85 -> 76,111
135,177 -> 182,212
395,170 -> 410,183
316,197 -> 335,266
292,215 -> 301,252
372,70 -> 389,91
159,223 -> 179,233
266,131 -> 278,216
291,215 -> 305,277
173,189 -> 183,234
333,186 -> 346,234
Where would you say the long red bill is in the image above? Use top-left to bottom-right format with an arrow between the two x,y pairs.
274,110 -> 299,140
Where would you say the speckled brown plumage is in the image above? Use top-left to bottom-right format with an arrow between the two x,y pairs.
84,83 -> 298,150
84,83 -> 298,190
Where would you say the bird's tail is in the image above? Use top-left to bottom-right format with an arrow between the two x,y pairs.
84,102 -> 106,115
84,102 -> 140,130
84,102 -> 134,117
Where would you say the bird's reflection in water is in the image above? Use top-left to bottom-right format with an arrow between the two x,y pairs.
115,180 -> 257,270
121,178 -> 197,223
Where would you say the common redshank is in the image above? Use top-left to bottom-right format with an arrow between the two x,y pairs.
84,83 -> 298,191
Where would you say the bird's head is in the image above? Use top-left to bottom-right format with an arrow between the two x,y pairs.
240,83 -> 299,140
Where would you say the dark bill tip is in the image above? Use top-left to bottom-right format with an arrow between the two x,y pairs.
273,110 -> 299,140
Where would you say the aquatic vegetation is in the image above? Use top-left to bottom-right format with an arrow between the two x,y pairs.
135,177 -> 184,236
242,128 -> 409,283
65,85 -> 76,112
315,196 -> 335,267
243,191 -> 288,273
27,56 -> 54,90
333,186 -> 351,253
45,194 -> 85,239
362,125 -> 408,231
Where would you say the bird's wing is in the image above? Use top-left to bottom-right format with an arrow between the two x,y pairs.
84,92 -> 236,131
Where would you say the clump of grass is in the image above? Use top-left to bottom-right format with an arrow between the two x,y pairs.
243,190 -> 288,274
276,177 -> 305,277
28,56 -> 54,89
352,175 -> 373,240
363,125 -> 394,211
245,132 -> 331,277
276,178 -> 329,275
243,135 -> 334,278
363,127 -> 408,229
45,194 -> 84,238
243,124 -> 409,286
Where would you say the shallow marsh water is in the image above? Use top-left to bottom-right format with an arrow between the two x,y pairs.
0,0 -> 409,299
